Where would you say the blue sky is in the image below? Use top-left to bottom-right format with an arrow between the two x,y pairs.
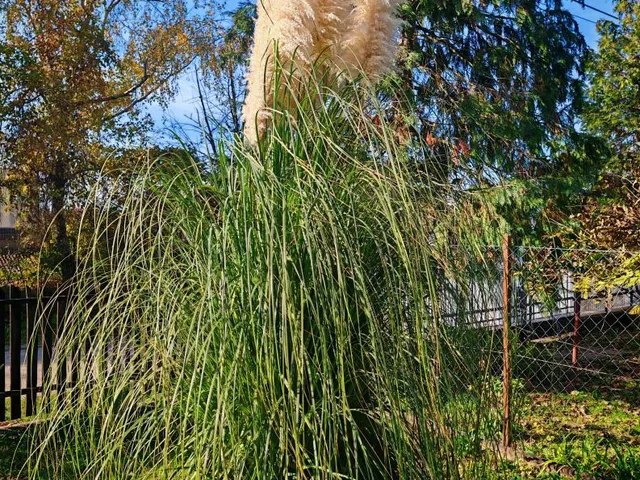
149,0 -> 618,141
564,0 -> 617,46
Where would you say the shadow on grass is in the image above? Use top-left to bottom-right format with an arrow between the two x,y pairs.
0,424 -> 31,480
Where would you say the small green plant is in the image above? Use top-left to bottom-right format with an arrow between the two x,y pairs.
612,446 -> 640,480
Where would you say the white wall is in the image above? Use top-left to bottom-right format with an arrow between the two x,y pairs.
0,188 -> 17,229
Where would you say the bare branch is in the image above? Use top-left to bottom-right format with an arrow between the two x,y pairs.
76,62 -> 149,107
105,59 -> 194,121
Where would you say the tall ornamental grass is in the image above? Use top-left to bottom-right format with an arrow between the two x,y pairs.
30,74 -> 504,479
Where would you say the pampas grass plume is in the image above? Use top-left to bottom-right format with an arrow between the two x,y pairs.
242,0 -> 403,144
339,0 -> 403,78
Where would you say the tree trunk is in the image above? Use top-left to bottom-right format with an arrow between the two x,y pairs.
51,155 -> 75,284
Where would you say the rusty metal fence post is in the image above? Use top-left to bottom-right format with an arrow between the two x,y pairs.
502,235 -> 512,448
572,291 -> 581,369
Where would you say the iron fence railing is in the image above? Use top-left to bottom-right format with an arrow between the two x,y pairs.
1,287 -> 66,421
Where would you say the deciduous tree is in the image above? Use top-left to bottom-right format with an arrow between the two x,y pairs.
577,0 -> 640,251
197,1 -> 255,141
0,0 -> 219,279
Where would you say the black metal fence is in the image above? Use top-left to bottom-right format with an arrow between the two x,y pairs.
0,287 -> 65,421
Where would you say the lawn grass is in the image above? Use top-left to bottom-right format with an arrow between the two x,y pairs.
0,395 -> 56,480
503,381 -> 640,479
0,424 -> 31,480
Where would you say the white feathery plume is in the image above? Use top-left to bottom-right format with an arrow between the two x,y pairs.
242,0 -> 318,144
314,2 -> 352,54
338,0 -> 403,79
242,0 -> 402,144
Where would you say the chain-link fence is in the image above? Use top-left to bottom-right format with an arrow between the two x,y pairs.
439,243 -> 640,394
510,246 -> 640,393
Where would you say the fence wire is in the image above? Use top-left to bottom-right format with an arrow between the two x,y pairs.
2,245 -> 639,421
439,245 -> 640,393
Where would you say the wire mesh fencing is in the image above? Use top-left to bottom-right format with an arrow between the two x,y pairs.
510,246 -> 640,393
438,243 -> 640,394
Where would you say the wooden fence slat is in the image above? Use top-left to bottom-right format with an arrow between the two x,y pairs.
0,289 -> 5,422
10,288 -> 22,420
57,297 -> 67,411
25,298 -> 38,416
41,298 -> 54,413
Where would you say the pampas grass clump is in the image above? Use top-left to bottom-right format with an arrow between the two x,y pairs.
29,75 -> 504,479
